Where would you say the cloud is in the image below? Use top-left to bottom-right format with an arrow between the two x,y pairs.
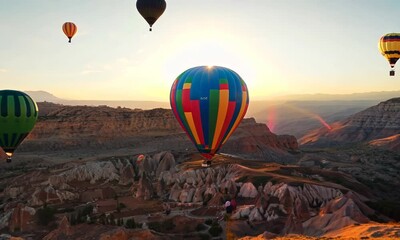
0,68 -> 7,73
81,57 -> 135,75
81,69 -> 102,75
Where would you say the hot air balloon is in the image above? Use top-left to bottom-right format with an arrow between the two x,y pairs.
0,90 -> 38,163
379,33 -> 400,76
170,66 -> 249,162
62,22 -> 77,43
136,0 -> 166,31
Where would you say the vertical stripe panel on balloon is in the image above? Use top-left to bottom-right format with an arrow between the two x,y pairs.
191,100 -> 205,145
208,89 -> 219,150
10,133 -> 17,147
3,134 -> 9,147
7,96 -> 15,118
221,72 -> 240,142
13,94 -> 21,117
184,112 -> 201,145
217,101 -> 237,149
23,95 -> 32,117
66,23 -> 70,36
175,90 -> 193,141
18,96 -> 27,118
170,81 -> 186,130
0,95 -> 5,117
33,100 -> 38,118
182,86 -> 191,112
212,80 -> 229,150
223,91 -> 248,144
199,71 -> 210,147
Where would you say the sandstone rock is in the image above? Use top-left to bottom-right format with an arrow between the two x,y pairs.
43,216 -> 73,240
231,205 -> 254,220
118,164 -> 135,185
169,183 -> 182,202
238,182 -> 258,198
300,98 -> 400,146
60,161 -> 120,184
192,186 -> 206,203
99,228 -> 129,240
8,204 -> 36,232
136,173 -> 154,200
48,175 -> 71,190
248,207 -> 264,221
302,195 -> 370,236
155,151 -> 176,177
3,187 -> 24,199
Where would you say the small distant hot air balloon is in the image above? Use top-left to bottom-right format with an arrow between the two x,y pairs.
136,0 -> 166,31
170,66 -> 249,163
379,33 -> 400,76
62,22 -> 77,43
0,90 -> 38,163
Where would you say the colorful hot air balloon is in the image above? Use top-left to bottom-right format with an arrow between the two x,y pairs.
379,33 -> 400,76
170,66 -> 249,161
136,0 -> 166,31
0,90 -> 38,163
62,22 -> 77,43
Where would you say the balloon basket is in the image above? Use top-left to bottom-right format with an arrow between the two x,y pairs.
201,160 -> 212,168
390,70 -> 395,76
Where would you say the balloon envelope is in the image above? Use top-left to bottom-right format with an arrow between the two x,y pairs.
170,66 -> 249,160
62,22 -> 77,42
379,33 -> 400,68
136,0 -> 166,31
0,90 -> 38,159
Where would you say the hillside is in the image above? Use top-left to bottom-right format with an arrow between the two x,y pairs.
299,98 -> 400,148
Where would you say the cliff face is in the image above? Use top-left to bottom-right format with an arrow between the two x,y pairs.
31,105 -> 180,138
299,98 -> 400,147
19,103 -> 298,160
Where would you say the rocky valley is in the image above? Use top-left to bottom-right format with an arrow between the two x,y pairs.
0,101 -> 399,239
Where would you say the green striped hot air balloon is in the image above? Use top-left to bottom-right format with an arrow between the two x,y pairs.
0,90 -> 38,163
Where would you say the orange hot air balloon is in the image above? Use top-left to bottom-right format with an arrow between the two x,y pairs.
62,22 -> 77,43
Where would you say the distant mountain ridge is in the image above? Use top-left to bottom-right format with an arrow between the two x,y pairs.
265,90 -> 400,101
25,91 -> 170,110
23,90 -> 400,111
299,98 -> 400,150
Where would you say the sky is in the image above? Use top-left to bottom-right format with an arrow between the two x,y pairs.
0,0 -> 400,101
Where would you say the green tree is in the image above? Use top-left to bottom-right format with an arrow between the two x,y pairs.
125,218 -> 136,229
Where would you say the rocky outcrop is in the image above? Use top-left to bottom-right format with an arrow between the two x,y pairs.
300,98 -> 400,147
221,118 -> 298,161
136,173 -> 155,200
8,204 -> 36,232
60,161 -> 120,184
43,216 -> 73,240
369,134 -> 400,151
19,104 -> 297,162
238,182 -> 258,198
29,186 -> 79,206
303,195 -> 370,236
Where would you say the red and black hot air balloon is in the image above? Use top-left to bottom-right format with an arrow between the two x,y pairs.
136,0 -> 166,31
62,22 -> 77,43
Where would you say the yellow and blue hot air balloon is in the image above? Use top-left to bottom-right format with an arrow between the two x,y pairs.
170,66 -> 249,161
379,33 -> 400,76
0,90 -> 38,163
